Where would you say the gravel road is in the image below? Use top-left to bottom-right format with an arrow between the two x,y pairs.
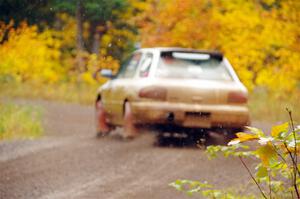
0,100 -> 271,199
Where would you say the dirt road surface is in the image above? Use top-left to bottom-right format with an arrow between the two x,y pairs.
0,100 -> 271,199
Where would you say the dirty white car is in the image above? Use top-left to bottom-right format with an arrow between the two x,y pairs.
95,47 -> 250,138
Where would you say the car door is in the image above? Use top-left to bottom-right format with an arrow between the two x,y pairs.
107,52 -> 142,125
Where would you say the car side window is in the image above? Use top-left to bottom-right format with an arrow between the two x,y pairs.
139,53 -> 153,77
118,53 -> 142,78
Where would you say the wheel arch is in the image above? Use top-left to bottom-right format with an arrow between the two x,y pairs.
96,93 -> 101,101
95,93 -> 102,108
123,98 -> 129,116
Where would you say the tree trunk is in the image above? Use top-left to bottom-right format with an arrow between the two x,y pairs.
91,32 -> 100,55
76,0 -> 85,71
91,22 -> 107,56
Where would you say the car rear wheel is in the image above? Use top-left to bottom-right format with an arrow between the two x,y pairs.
95,99 -> 111,137
123,101 -> 138,138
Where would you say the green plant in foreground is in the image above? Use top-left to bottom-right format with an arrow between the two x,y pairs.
170,110 -> 300,198
0,104 -> 43,140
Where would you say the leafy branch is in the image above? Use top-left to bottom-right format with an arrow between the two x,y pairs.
170,110 -> 300,198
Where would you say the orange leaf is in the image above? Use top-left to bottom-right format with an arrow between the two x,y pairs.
236,132 -> 259,142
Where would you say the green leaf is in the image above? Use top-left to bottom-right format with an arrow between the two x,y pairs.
256,164 -> 268,178
245,126 -> 265,137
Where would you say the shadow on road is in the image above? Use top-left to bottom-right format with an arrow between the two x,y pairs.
98,126 -> 237,149
154,130 -> 236,148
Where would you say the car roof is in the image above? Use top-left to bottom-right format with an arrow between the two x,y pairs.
135,47 -> 223,57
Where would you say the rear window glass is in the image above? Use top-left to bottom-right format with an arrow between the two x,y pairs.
155,51 -> 233,81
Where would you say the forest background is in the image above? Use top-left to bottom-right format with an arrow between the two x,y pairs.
0,0 -> 299,122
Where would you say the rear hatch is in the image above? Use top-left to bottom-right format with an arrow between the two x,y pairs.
153,79 -> 242,105
151,50 -> 245,105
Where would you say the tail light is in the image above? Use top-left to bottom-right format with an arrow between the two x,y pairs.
138,86 -> 167,100
228,91 -> 248,103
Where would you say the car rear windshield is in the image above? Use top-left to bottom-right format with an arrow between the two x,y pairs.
155,51 -> 233,81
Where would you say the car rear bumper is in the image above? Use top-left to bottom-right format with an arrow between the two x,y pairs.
131,101 -> 250,128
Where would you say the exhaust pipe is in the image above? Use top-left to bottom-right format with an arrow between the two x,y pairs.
166,112 -> 175,122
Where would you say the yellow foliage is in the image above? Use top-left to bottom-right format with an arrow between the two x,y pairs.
53,13 -> 124,85
236,132 -> 259,142
138,0 -> 300,93
76,52 -> 120,85
256,143 -> 277,166
0,18 -> 121,86
55,13 -> 76,51
271,122 -> 289,137
0,22 -> 63,84
228,132 -> 259,145
81,72 -> 96,85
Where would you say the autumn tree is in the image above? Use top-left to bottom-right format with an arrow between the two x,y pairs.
137,0 -> 300,93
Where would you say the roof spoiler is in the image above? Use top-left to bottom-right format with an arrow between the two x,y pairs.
161,50 -> 223,61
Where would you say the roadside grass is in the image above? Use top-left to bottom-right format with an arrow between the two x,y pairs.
1,82 -> 299,123
0,103 -> 43,140
249,89 -> 300,122
0,82 -> 98,105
